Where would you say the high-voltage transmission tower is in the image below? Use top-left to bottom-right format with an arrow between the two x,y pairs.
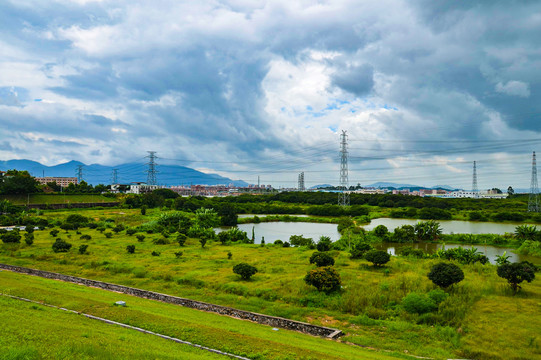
298,172 -> 305,191
472,161 -> 478,197
76,165 -> 84,183
146,151 -> 158,185
338,130 -> 349,206
111,168 -> 118,185
528,151 -> 539,212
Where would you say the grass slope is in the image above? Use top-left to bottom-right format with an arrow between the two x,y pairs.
0,271 -> 399,360
1,194 -> 114,205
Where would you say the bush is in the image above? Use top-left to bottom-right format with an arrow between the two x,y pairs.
304,266 -> 341,293
104,232 -> 113,238
177,233 -> 187,246
350,242 -> 373,259
282,241 -> 290,248
153,238 -> 169,245
80,234 -> 92,240
126,228 -> 137,236
398,247 -> 427,258
428,262 -> 464,288
402,293 -> 437,314
274,240 -> 283,245
373,225 -> 389,238
227,251 -> 232,260
151,251 -> 160,256
126,245 -> 135,254
65,214 -> 88,224
316,236 -> 332,252
290,234 -> 314,247
49,229 -> 60,237
199,237 -> 207,248
174,251 -> 183,258
52,238 -> 72,253
309,251 -> 335,267
112,224 -> 125,233
24,233 -> 34,245
79,244 -> 89,254
233,263 -> 258,280
2,230 -> 21,244
136,234 -> 145,242
364,250 -> 391,267
427,289 -> 449,305
141,205 -> 147,215
497,261 -> 536,293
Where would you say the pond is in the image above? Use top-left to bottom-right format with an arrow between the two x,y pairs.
218,220 -> 537,264
362,218 -> 528,235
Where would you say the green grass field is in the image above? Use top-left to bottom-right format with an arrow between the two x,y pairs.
1,207 -> 540,359
0,271 -> 399,360
1,194 -> 114,205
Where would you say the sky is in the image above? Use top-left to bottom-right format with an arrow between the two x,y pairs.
1,0 -> 541,190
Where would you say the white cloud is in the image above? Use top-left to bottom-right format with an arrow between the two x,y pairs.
495,80 -> 531,98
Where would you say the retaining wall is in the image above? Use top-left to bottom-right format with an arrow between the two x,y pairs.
0,263 -> 343,339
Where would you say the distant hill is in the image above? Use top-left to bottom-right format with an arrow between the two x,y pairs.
366,182 -> 422,189
310,184 -> 334,189
0,159 -> 249,187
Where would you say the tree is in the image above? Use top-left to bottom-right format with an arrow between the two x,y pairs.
1,230 -> 21,243
428,262 -> 464,288
52,238 -> 72,253
373,225 -> 389,238
309,251 -> 335,267
126,245 -> 135,254
304,266 -> 341,293
364,250 -> 391,267
497,262 -> 536,293
233,263 -> 258,280
316,236 -> 332,252
0,170 -> 40,195
507,186 -> 515,197
195,208 -> 219,229
218,203 -> 238,226
79,244 -> 89,254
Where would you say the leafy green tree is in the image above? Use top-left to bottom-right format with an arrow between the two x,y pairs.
0,170 -> 40,194
391,225 -> 415,243
304,266 -> 341,293
350,242 -> 372,259
195,208 -> 219,229
309,251 -> 335,267
136,234 -> 145,242
497,261 -> 536,293
177,233 -> 187,246
24,232 -> 34,245
289,234 -> 314,247
364,250 -> 391,267
373,225 -> 389,238
52,238 -> 72,253
1,230 -> 21,243
428,262 -> 464,288
514,225 -> 537,242
218,203 -> 238,226
233,263 -> 258,280
316,236 -> 332,252
414,220 -> 442,241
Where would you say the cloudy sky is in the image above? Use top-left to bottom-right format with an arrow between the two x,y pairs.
1,0 -> 541,189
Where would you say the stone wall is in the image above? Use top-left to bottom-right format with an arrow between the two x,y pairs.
0,263 -> 343,339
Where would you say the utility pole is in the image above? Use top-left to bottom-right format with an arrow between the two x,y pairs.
76,165 -> 84,183
298,172 -> 305,191
472,161 -> 478,198
112,168 -> 118,185
338,130 -> 349,206
529,151 -> 539,212
146,151 -> 158,185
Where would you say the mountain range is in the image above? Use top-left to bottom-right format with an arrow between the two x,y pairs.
0,159 -> 249,187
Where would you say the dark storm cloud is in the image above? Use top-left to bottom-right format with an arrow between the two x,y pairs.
331,64 -> 374,97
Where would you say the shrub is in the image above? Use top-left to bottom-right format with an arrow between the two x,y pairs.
80,234 -> 92,240
24,233 -> 34,245
151,251 -> 161,256
309,251 -> 335,267
233,263 -> 258,280
153,237 -> 169,245
282,241 -> 290,248
350,242 -> 373,259
227,251 -> 233,260
49,229 -> 60,237
177,233 -> 187,246
316,236 -> 332,252
373,225 -> 389,238
2,230 -> 21,244
79,244 -> 89,254
199,237 -> 207,248
174,251 -> 183,258
402,293 -> 437,314
290,234 -> 314,247
136,234 -> 145,242
141,205 -> 147,215
112,224 -> 125,233
274,240 -> 283,245
126,245 -> 135,254
427,289 -> 449,305
126,228 -> 137,236
364,250 -> 391,267
65,214 -> 88,224
104,232 -> 113,238
497,261 -> 536,293
398,247 -> 427,258
52,238 -> 72,253
304,266 -> 341,293
428,262 -> 464,288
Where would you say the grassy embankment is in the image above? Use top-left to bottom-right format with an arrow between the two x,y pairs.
0,207 -> 540,359
0,271 -> 397,360
1,194 -> 113,205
